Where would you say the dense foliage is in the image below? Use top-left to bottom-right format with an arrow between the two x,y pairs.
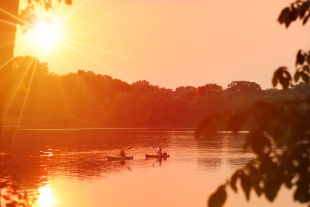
0,56 -> 309,131
198,97 -> 310,207
273,0 -> 310,89
19,0 -> 72,31
204,1 -> 310,206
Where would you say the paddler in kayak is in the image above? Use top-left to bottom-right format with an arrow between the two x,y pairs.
119,150 -> 126,157
156,148 -> 169,157
157,148 -> 163,156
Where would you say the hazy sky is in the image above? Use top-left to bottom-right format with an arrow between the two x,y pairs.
15,0 -> 310,89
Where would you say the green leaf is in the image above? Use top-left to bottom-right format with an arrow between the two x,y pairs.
272,67 -> 292,89
272,72 -> 278,87
303,65 -> 310,72
289,6 -> 298,22
301,72 -> 310,83
296,50 -> 305,66
283,172 -> 294,189
278,7 -> 292,27
298,2 -> 309,19
208,185 -> 227,207
241,173 -> 251,200
230,170 -> 241,192
279,76 -> 289,89
294,178 -> 310,203
264,169 -> 283,202
307,53 -> 310,64
294,71 -> 302,82
254,182 -> 263,197
303,14 -> 310,25
246,130 -> 270,155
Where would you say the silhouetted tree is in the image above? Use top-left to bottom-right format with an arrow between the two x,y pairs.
175,86 -> 197,99
291,82 -> 310,95
198,84 -> 223,96
3,56 -> 308,132
226,81 -> 262,95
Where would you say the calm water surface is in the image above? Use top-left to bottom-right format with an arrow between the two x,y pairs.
0,129 -> 302,207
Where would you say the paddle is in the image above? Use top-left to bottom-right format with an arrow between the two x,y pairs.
152,146 -> 159,152
118,146 -> 132,153
112,146 -> 132,157
151,146 -> 168,157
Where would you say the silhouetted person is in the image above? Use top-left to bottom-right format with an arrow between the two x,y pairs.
119,150 -> 126,157
157,148 -> 163,156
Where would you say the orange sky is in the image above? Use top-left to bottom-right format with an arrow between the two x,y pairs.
15,0 -> 310,89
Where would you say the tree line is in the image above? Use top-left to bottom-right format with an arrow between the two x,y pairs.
1,56 -> 309,129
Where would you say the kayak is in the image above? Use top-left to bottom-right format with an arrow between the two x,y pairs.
145,154 -> 170,159
107,156 -> 133,161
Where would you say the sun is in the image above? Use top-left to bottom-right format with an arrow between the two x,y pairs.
31,21 -> 61,50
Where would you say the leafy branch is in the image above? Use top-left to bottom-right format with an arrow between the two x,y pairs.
198,100 -> 310,207
274,0 -> 310,89
18,0 -> 72,31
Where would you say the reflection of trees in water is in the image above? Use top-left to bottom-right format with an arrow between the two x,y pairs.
196,134 -> 224,171
226,156 -> 253,170
197,156 -> 222,171
222,133 -> 255,169
221,133 -> 248,154
53,153 -> 133,180
196,133 -> 252,170
12,129 -> 171,151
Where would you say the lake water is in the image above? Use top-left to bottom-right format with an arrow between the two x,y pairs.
0,129 -> 303,207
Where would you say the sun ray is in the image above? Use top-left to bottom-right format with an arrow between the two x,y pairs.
53,3 -> 65,20
56,0 -> 89,26
0,19 -> 18,27
11,59 -> 38,144
62,37 -> 150,66
0,7 -> 29,26
3,57 -> 37,117
61,41 -> 118,75
0,55 -> 18,71
0,43 -> 31,70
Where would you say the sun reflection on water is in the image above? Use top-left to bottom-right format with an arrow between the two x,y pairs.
38,185 -> 53,207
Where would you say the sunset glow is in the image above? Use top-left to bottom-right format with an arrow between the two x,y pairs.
13,0 -> 309,88
0,0 -> 309,207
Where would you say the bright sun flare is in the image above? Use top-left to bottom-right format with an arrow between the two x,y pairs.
38,185 -> 53,207
31,21 -> 61,50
